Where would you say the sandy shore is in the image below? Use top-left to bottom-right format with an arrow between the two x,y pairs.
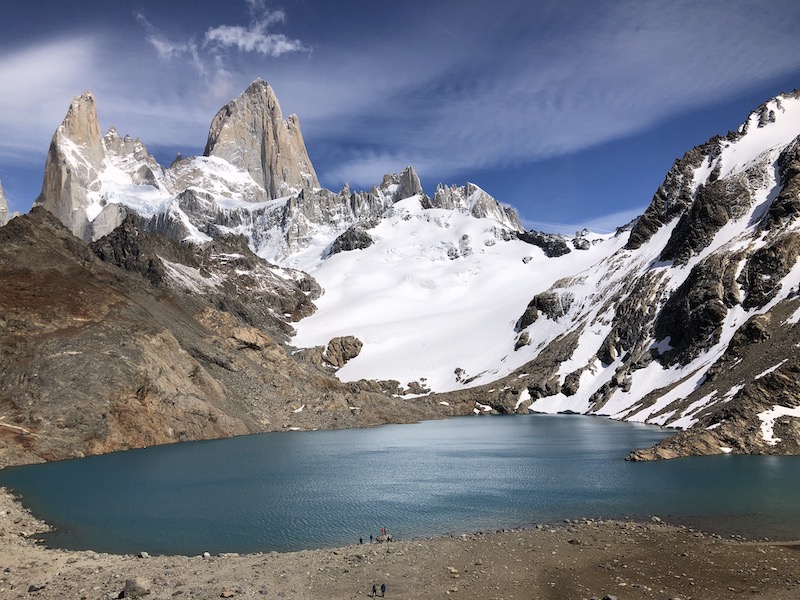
1,487 -> 799,600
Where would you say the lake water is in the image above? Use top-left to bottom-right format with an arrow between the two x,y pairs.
1,414 -> 799,555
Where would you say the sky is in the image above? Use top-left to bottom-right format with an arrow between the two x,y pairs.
1,0 -> 800,233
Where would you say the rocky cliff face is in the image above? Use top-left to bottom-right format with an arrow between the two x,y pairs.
501,91 -> 800,459
432,182 -> 523,232
33,92 -> 168,242
204,78 -> 319,198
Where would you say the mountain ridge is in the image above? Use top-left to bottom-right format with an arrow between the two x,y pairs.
5,80 -> 800,464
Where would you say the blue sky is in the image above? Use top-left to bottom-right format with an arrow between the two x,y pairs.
2,0 -> 800,233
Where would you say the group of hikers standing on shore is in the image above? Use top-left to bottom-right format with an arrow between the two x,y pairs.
360,526 -> 391,545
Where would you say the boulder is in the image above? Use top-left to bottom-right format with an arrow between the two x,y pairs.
323,336 -> 363,368
121,577 -> 150,598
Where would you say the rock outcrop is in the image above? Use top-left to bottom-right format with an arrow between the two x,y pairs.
323,336 -> 363,368
326,224 -> 374,256
517,230 -> 571,257
203,78 -> 319,198
432,182 -> 523,231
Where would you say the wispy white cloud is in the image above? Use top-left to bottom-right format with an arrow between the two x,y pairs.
135,12 -> 205,75
129,2 -> 311,117
204,7 -> 308,57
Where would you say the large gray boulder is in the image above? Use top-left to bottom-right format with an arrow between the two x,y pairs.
323,336 -> 363,368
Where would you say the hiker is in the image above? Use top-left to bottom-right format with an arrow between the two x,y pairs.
371,583 -> 377,597
380,582 -> 386,597
369,534 -> 373,543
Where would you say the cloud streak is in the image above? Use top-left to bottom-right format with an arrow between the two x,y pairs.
135,12 -> 205,74
204,9 -> 309,57
304,0 -> 800,188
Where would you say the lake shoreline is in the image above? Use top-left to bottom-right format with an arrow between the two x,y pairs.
2,487 -> 799,600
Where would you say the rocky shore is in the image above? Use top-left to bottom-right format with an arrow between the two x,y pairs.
2,488 -> 799,600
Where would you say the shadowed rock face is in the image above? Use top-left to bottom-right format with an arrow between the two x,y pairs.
626,138 -> 727,250
204,78 -> 319,199
654,250 -> 745,366
517,231 -> 571,257
659,176 -> 753,265
515,291 -> 574,331
326,225 -> 374,256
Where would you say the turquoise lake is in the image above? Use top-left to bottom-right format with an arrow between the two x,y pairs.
1,414 -> 799,555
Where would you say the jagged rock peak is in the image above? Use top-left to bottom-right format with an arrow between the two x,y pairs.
34,90 -> 106,240
0,178 -> 8,226
379,166 -> 423,201
740,89 -> 800,135
59,91 -> 104,165
432,181 -> 523,231
203,78 -> 320,199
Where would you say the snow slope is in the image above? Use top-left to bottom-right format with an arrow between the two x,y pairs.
289,196 -> 625,391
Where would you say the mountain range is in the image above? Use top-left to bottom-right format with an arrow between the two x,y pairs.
1,79 -> 799,466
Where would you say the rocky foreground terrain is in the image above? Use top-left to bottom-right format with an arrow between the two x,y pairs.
1,487 -> 799,600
